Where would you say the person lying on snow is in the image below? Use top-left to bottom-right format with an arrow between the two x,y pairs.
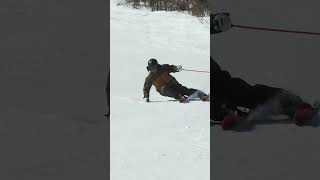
210,57 -> 316,128
210,13 -> 317,128
143,59 -> 209,103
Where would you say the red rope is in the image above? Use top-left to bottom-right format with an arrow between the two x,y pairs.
232,24 -> 320,36
182,69 -> 210,73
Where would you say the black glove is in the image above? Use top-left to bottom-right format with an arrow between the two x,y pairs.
175,65 -> 182,72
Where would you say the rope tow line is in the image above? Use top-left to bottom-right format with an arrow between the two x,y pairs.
232,24 -> 320,36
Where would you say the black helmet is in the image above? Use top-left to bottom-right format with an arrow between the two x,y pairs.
147,58 -> 159,71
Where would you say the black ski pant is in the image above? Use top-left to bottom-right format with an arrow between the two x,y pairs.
162,84 -> 205,100
210,58 -> 304,121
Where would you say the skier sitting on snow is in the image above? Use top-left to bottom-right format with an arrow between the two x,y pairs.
210,57 -> 315,126
143,58 -> 209,103
211,13 -> 316,128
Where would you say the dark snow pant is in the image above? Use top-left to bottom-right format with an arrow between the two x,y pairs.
210,58 -> 304,121
162,84 -> 206,100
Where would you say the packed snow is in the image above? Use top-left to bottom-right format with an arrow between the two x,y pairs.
110,1 -> 210,180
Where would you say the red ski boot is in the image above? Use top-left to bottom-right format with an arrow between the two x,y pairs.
222,114 -> 241,130
294,103 -> 315,126
200,95 -> 209,101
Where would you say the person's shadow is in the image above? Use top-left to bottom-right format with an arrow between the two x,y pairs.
211,113 -> 320,132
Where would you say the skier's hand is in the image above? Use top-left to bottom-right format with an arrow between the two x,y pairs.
143,97 -> 150,102
175,65 -> 183,72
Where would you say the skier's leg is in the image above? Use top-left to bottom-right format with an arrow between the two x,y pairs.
275,90 -> 306,117
210,59 -> 253,120
243,84 -> 281,110
174,84 -> 208,98
184,87 -> 201,96
161,85 -> 183,100
243,85 -> 310,119
218,77 -> 256,109
275,91 -> 317,125
175,85 -> 196,96
162,84 -> 206,101
210,58 -> 285,120
211,77 -> 279,121
211,58 -> 305,115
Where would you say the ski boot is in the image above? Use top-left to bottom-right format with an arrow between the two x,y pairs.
200,95 -> 209,101
197,91 -> 209,101
294,103 -> 317,126
221,114 -> 241,130
179,95 -> 189,103
220,105 -> 243,130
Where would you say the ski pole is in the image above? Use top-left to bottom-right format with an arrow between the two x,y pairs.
232,24 -> 320,36
182,69 -> 210,73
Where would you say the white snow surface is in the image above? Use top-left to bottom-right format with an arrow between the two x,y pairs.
110,1 -> 210,180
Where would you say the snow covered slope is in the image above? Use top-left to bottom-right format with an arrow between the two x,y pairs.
110,1 -> 210,180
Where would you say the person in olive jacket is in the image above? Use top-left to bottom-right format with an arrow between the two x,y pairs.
143,59 -> 209,103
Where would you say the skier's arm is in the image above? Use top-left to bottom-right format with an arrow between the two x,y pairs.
163,64 -> 182,73
143,75 -> 153,101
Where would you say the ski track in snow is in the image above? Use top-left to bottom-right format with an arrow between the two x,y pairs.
110,1 -> 210,180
